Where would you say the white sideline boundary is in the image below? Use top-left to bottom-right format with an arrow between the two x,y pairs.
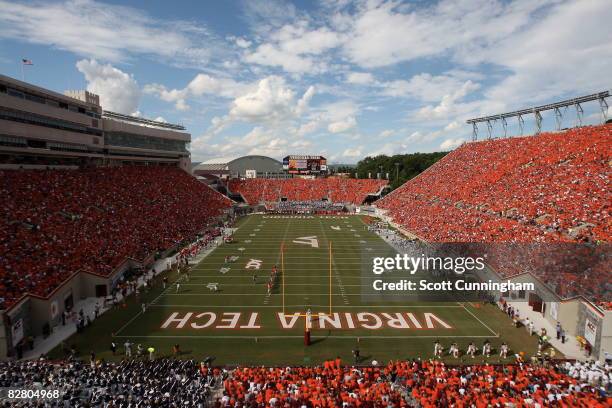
112,334 -> 500,339
458,302 -> 499,336
147,304 -> 464,308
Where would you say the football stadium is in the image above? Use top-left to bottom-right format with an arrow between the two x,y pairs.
0,1 -> 611,406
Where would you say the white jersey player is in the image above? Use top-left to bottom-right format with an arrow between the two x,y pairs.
433,341 -> 443,358
500,342 -> 509,359
482,341 -> 491,358
466,342 -> 477,358
449,343 -> 459,358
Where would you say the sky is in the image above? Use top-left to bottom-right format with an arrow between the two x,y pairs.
0,0 -> 610,163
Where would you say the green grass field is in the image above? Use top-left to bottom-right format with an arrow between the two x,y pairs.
51,214 -> 545,365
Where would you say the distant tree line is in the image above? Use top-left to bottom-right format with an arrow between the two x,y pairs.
331,152 -> 448,190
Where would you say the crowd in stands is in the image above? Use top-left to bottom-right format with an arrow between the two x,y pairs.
377,125 -> 611,306
0,356 -> 609,406
273,200 -> 347,214
221,362 -> 405,407
472,242 -> 610,304
0,166 -> 232,309
378,125 -> 610,243
218,359 -> 610,407
0,358 -> 222,407
229,178 -> 387,205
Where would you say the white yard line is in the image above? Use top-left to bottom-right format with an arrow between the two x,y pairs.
318,217 -> 350,306
458,302 -> 499,336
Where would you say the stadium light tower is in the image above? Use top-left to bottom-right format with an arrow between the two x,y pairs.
600,93 -> 609,122
534,110 -> 543,134
575,103 -> 584,127
467,90 -> 610,139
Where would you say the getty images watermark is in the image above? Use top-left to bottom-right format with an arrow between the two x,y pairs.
367,253 -> 535,296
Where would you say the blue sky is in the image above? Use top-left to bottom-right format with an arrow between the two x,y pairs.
0,0 -> 610,163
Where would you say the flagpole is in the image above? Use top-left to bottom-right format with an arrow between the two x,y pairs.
21,61 -> 24,82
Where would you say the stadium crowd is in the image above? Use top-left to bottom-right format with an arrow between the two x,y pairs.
229,178 -> 387,205
0,166 -> 232,308
378,125 -> 611,243
0,358 -> 222,407
273,200 -> 347,214
2,357 -> 608,407
377,125 -> 611,307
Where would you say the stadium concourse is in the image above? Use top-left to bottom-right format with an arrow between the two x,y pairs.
229,178 -> 388,205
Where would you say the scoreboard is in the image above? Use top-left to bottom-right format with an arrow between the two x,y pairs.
283,155 -> 327,174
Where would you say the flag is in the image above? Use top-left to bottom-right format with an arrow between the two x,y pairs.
22,59 -> 33,65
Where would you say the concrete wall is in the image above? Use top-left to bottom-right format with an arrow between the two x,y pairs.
102,118 -> 189,142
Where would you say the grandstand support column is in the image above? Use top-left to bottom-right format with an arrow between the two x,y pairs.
486,120 -> 493,139
599,95 -> 609,123
471,123 -> 478,141
534,110 -> 543,134
575,103 -> 584,127
554,107 -> 563,131
501,117 -> 508,137
518,114 -> 525,135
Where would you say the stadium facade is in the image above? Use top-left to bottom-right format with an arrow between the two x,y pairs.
0,74 -> 191,171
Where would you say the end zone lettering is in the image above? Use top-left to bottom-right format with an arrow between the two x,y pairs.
160,311 -> 452,330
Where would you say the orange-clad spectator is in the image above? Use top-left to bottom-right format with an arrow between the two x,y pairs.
0,166 -> 232,308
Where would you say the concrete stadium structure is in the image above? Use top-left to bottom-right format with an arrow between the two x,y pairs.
0,74 -> 191,171
192,155 -> 288,179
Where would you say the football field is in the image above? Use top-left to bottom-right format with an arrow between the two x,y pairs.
54,215 -> 540,365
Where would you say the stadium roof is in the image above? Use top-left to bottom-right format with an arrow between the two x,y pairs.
193,163 -> 228,172
200,157 -> 237,165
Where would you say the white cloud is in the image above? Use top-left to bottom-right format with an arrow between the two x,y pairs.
440,138 -> 465,150
0,0 -> 212,65
476,0 -> 612,106
414,80 -> 481,120
144,73 -> 251,111
341,146 -> 363,158
244,22 -> 342,73
346,72 -> 375,85
76,59 -> 140,114
229,76 -> 314,123
444,121 -> 461,131
380,73 -> 475,102
296,120 -> 321,136
198,76 -> 316,142
328,116 -> 357,133
235,37 -> 252,48
378,129 -> 395,138
342,0 -> 555,68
